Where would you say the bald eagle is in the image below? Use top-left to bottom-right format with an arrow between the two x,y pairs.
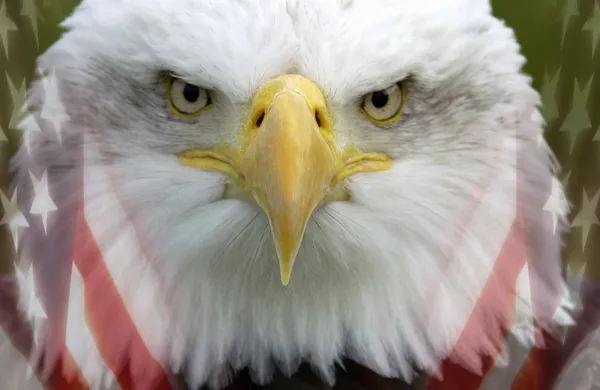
7,0 -> 574,389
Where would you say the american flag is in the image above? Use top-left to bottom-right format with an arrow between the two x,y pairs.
1,0 -> 599,389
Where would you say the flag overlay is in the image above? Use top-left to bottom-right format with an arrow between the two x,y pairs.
1,0 -> 600,389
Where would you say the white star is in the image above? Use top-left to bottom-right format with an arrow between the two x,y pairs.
566,249 -> 586,276
7,76 -> 28,131
571,188 -> 600,251
543,177 -> 566,234
0,2 -> 17,58
532,110 -> 547,146
541,67 -> 561,123
576,260 -> 586,277
14,264 -> 47,380
40,69 -> 70,144
15,265 -> 47,320
583,0 -> 600,57
0,188 -> 29,249
20,0 -> 41,48
561,170 -> 571,188
29,170 -> 57,234
494,342 -> 510,368
561,0 -> 580,48
0,123 -> 7,142
536,131 -> 546,147
559,78 -> 593,154
20,113 -> 42,154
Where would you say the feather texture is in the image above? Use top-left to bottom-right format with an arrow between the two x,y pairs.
6,0 -> 574,389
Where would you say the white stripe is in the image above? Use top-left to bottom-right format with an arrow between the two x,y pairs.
426,136 -> 519,374
19,252 -> 118,388
65,265 -> 116,389
0,272 -> 44,390
81,136 -> 173,383
0,328 -> 44,390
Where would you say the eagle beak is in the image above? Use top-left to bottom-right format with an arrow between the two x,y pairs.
178,74 -> 392,286
239,75 -> 339,285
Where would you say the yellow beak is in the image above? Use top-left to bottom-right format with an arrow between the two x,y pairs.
178,74 -> 391,286
239,76 -> 339,285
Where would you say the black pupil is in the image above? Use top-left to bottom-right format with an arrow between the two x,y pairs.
183,84 -> 200,102
371,90 -> 389,108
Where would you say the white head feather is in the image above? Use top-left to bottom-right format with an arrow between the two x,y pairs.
12,0 -> 573,388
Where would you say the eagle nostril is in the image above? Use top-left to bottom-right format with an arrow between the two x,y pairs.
314,110 -> 322,128
255,111 -> 265,127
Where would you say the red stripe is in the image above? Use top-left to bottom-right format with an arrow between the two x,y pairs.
42,351 -> 90,390
0,268 -> 89,389
510,301 -> 564,389
426,356 -> 498,390
510,337 -> 560,390
420,156 -> 499,329
426,216 -> 524,390
72,203 -> 174,390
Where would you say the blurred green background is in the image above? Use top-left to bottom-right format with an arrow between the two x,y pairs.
0,0 -> 599,285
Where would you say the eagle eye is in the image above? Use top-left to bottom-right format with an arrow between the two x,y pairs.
167,76 -> 212,117
361,82 -> 405,124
